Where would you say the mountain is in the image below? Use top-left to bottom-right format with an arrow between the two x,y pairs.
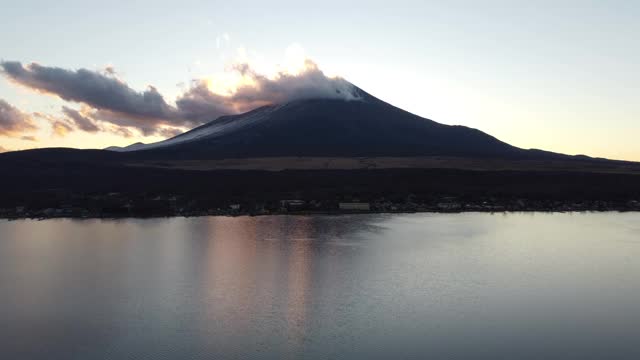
2,85 -> 633,168
104,142 -> 148,152
110,88 -> 562,161
2,85 -> 639,217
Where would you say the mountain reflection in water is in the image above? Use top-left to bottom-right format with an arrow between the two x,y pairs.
0,213 -> 639,360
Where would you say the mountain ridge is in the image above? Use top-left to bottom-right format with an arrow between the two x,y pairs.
1,85 -> 639,217
104,87 -> 567,161
0,85 -> 633,165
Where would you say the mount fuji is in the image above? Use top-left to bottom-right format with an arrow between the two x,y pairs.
104,87 -> 563,161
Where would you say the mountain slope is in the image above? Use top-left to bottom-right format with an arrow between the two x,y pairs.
2,85 -> 639,210
117,89 -> 554,160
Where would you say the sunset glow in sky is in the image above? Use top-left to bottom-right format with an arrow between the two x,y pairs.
1,0 -> 638,160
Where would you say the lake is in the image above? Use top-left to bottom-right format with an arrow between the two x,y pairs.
1,213 -> 639,359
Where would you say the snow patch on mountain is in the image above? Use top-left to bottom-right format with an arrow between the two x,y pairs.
107,105 -> 282,152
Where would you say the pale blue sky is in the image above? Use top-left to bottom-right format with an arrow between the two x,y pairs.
1,0 -> 638,160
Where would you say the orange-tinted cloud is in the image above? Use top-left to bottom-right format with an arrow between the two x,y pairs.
176,60 -> 360,120
0,99 -> 38,137
51,120 -> 73,137
1,58 -> 360,140
33,111 -> 77,137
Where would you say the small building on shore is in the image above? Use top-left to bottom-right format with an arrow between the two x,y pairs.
280,200 -> 306,211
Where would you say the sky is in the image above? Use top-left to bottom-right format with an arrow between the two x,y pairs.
1,0 -> 638,160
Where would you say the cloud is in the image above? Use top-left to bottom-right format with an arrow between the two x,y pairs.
158,127 -> 184,138
62,106 -> 100,133
230,60 -> 360,108
51,120 -> 73,137
0,99 -> 38,137
103,66 -> 117,76
216,33 -> 230,49
0,146 -> 8,153
0,62 -> 188,135
111,126 -> 135,138
33,111 -> 81,138
175,59 -> 361,118
1,52 -> 360,140
174,81 -> 238,122
21,135 -> 36,141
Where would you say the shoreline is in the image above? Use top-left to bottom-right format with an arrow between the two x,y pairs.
3,207 -> 640,221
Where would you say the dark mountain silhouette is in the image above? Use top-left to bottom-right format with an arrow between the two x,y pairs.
109,88 -> 565,160
1,85 -> 639,217
2,86 -> 614,164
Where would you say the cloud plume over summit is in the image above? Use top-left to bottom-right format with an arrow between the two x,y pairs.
225,60 -> 360,108
176,59 -> 360,121
1,57 -> 359,139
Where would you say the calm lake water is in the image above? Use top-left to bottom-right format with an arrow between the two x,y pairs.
1,213 -> 639,359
